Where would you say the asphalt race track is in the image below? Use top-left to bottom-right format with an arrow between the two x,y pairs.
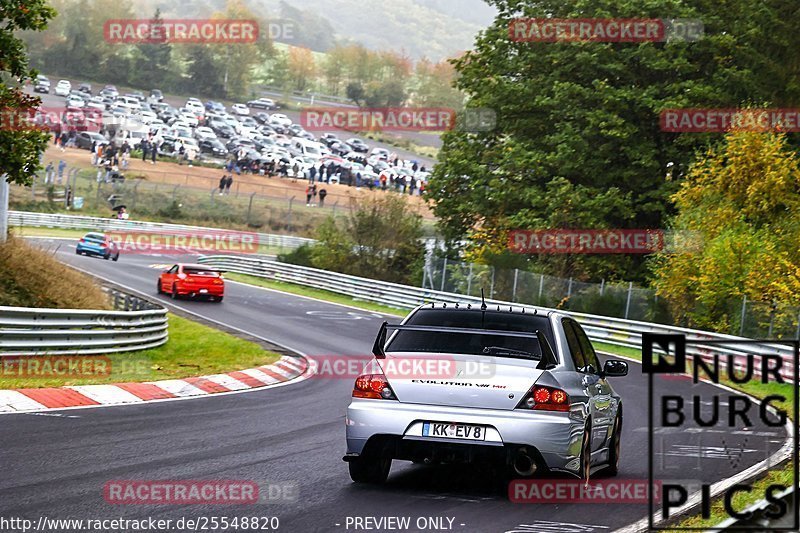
0,241 -> 790,533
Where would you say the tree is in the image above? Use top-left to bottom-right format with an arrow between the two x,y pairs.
129,9 -> 173,89
287,46 -> 316,92
0,0 -> 56,186
310,195 -> 424,285
651,130 -> 800,332
428,0 -> 800,281
346,82 -> 366,106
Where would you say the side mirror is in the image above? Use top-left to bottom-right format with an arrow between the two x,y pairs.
603,359 -> 628,377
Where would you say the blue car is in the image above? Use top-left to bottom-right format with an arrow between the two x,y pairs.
75,232 -> 119,261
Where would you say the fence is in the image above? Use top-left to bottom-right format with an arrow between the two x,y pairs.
197,255 -> 796,380
0,287 -> 168,356
423,256 -> 800,340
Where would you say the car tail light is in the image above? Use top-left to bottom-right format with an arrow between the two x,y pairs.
100,242 -> 107,248
353,372 -> 396,400
213,278 -> 223,284
518,385 -> 570,412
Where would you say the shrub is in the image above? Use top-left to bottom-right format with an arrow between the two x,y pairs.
0,236 -> 109,309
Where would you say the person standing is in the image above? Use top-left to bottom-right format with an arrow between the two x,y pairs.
44,162 -> 54,184
150,140 -> 157,164
318,187 -> 327,208
219,174 -> 227,195
141,139 -> 149,162
225,174 -> 233,195
311,184 -> 318,206
309,165 -> 316,184
186,146 -> 196,167
305,184 -> 313,206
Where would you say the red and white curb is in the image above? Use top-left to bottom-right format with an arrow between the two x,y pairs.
0,356 -> 307,414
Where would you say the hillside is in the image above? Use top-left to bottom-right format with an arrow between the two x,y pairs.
136,0 -> 496,59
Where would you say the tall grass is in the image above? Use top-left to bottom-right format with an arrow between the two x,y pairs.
0,236 -> 109,309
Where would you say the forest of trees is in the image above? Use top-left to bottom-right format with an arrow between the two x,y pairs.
19,0 -> 464,106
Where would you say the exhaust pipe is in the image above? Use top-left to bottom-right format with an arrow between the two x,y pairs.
513,449 -> 538,477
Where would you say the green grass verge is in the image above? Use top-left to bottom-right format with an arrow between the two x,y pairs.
0,314 -> 280,389
224,272 -> 405,316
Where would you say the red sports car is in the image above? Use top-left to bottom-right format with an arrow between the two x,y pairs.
157,263 -> 225,302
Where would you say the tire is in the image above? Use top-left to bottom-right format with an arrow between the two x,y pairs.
215,296 -> 223,303
75,248 -> 81,255
112,253 -> 119,262
171,284 -> 178,300
348,454 -> 391,484
579,423 -> 592,482
605,413 -> 622,477
156,280 -> 162,294
104,252 -> 110,260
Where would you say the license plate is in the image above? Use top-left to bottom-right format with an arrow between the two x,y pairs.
199,289 -> 208,293
422,422 -> 485,441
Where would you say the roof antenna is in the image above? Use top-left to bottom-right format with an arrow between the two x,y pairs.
480,288 -> 487,311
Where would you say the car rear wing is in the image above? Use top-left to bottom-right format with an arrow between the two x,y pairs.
371,322 -> 558,370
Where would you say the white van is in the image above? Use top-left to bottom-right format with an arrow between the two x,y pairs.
114,126 -> 149,148
292,138 -> 324,159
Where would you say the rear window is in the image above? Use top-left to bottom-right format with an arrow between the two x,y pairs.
183,268 -> 220,277
83,233 -> 105,241
386,308 -> 555,357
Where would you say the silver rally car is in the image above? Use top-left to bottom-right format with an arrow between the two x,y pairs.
343,302 -> 628,483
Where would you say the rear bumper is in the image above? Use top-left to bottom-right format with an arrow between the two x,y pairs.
76,245 -> 109,256
345,399 -> 586,475
175,284 -> 224,297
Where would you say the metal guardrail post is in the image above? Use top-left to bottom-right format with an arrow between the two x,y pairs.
739,295 -> 748,336
624,281 -> 633,319
247,192 -> 255,225
512,269 -> 519,302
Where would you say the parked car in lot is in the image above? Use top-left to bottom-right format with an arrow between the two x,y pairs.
346,137 -> 369,153
343,304 -> 627,483
157,263 -> 225,302
76,232 -> 120,261
75,131 -> 108,150
149,89 -> 163,103
199,138 -> 227,157
65,95 -> 85,109
247,97 -> 278,110
54,80 -> 72,97
78,83 -> 92,95
34,75 -> 50,94
231,103 -> 250,116
100,85 -> 119,99
319,133 -> 340,146
269,113 -> 292,127
205,101 -> 226,113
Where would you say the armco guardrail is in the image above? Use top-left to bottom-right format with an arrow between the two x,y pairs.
9,211 -> 315,251
0,288 -> 168,356
199,255 -> 794,379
